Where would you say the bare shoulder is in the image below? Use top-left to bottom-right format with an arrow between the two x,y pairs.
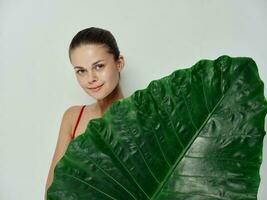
63,105 -> 88,119
61,106 -> 76,126
64,105 -> 84,114
63,104 -> 95,123
45,105 -> 85,192
66,104 -> 94,112
59,105 -> 84,135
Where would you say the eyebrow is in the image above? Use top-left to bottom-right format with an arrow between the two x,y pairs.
74,59 -> 105,69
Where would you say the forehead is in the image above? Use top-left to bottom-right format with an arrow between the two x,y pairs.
70,44 -> 111,66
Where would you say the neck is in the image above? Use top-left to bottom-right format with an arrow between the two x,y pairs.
96,84 -> 124,115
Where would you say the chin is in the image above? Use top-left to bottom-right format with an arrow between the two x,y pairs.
89,91 -> 108,101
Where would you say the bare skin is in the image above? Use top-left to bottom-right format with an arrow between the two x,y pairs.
44,43 -> 125,199
73,83 -> 124,139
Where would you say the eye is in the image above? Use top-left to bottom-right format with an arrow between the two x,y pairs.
76,69 -> 86,74
95,64 -> 104,70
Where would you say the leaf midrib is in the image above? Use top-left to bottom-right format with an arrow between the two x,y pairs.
150,60 -> 251,200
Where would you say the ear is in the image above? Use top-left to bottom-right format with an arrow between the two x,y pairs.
116,55 -> 125,72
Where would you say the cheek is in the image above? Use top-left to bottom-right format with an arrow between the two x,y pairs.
102,69 -> 119,83
76,76 -> 87,87
107,71 -> 119,85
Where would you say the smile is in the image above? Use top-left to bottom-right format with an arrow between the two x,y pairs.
88,84 -> 104,92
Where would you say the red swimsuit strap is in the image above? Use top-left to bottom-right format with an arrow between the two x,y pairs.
71,105 -> 86,139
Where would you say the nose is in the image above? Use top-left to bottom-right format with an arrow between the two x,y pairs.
87,70 -> 98,84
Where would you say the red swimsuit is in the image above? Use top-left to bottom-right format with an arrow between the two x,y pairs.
70,105 -> 86,139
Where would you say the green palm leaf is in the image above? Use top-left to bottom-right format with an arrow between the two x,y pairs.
47,55 -> 267,200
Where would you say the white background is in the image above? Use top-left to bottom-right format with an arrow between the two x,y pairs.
0,0 -> 267,199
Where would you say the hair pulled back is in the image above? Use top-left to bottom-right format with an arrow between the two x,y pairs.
68,27 -> 120,62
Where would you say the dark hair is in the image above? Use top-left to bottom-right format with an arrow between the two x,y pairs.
68,27 -> 120,62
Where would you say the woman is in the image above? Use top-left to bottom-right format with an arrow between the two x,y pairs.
44,27 -> 125,198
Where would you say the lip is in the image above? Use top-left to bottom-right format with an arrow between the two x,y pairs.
88,83 -> 104,91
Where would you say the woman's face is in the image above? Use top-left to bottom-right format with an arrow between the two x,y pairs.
70,44 -> 123,100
